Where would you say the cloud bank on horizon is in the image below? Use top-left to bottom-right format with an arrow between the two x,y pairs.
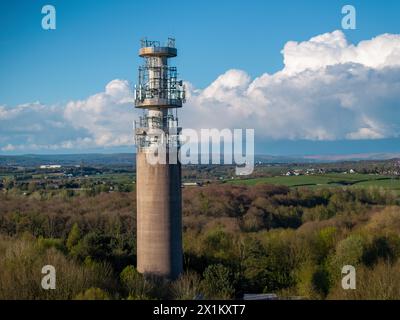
1,30 -> 400,153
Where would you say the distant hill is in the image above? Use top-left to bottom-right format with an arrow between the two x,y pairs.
0,152 -> 399,167
0,153 -> 136,167
255,153 -> 400,163
301,153 -> 400,162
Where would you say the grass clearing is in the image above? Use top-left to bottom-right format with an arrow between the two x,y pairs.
229,173 -> 400,190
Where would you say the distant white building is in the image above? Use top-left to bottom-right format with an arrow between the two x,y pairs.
39,164 -> 62,169
306,168 -> 315,175
286,170 -> 302,176
293,170 -> 301,176
182,182 -> 203,187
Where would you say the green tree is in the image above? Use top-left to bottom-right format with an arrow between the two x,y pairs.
201,228 -> 234,261
171,272 -> 201,300
71,232 -> 117,261
66,223 -> 81,252
362,236 -> 398,267
201,264 -> 235,299
334,234 -> 365,267
120,266 -> 165,299
313,226 -> 337,263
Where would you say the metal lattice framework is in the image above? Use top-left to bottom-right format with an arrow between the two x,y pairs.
134,38 -> 184,150
134,112 -> 181,150
134,38 -> 185,108
136,65 -> 184,102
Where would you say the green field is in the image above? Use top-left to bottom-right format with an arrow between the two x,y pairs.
351,178 -> 400,190
229,173 -> 400,190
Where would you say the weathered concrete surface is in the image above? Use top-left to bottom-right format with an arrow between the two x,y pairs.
136,151 -> 183,279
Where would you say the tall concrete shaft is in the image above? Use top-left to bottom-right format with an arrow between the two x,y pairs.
134,38 -> 185,279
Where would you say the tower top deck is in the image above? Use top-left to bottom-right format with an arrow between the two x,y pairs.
139,38 -> 177,57
134,37 -> 185,109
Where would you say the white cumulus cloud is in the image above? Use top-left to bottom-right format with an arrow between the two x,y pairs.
182,30 -> 400,141
282,30 -> 400,75
1,30 -> 400,153
0,80 -> 138,152
64,79 -> 136,147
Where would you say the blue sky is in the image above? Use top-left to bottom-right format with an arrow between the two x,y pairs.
1,0 -> 400,155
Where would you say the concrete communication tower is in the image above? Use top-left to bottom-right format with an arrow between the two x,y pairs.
134,38 -> 185,279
